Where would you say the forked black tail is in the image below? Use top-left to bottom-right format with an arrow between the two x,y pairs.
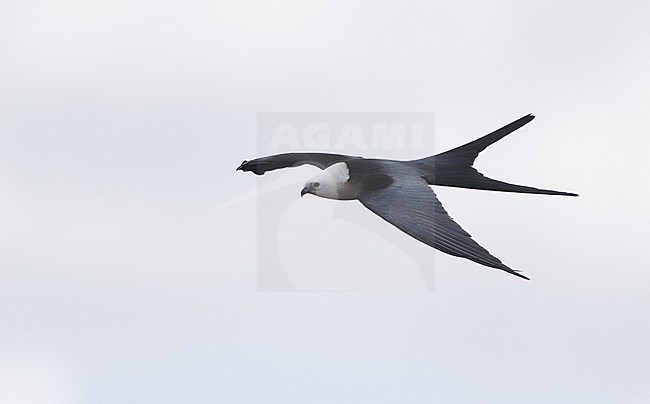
415,114 -> 578,197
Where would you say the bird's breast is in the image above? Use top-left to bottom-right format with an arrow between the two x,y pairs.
336,181 -> 358,200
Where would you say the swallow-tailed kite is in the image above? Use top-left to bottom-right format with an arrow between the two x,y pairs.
237,114 -> 577,280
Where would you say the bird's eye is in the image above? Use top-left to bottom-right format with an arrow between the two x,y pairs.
313,182 -> 320,187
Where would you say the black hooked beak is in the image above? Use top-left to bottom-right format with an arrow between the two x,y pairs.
301,187 -> 310,197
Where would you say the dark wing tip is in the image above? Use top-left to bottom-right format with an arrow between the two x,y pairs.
236,160 -> 248,171
511,270 -> 531,281
500,264 -> 531,281
236,159 -> 266,175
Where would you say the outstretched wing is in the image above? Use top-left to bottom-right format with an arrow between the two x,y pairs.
352,164 -> 530,280
237,153 -> 357,175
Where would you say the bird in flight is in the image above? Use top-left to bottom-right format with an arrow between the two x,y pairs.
237,114 -> 577,280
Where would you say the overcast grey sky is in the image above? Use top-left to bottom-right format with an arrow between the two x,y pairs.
1,0 -> 649,402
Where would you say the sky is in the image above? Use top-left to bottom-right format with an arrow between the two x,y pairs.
1,0 -> 650,402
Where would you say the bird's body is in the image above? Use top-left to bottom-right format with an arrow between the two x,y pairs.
237,115 -> 577,280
